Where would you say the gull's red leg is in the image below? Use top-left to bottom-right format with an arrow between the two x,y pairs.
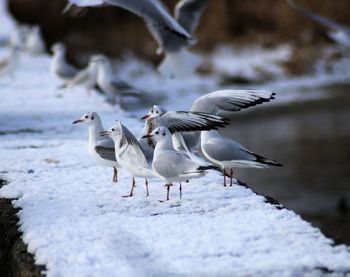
230,169 -> 233,187
123,177 -> 136,197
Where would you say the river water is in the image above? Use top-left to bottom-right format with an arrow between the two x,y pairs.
221,85 -> 350,244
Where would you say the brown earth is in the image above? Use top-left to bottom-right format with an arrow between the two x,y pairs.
6,0 -> 350,73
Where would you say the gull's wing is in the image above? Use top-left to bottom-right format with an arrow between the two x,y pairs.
286,0 -> 350,32
120,124 -> 149,167
202,137 -> 254,162
95,145 -> 117,161
174,0 -> 208,34
159,111 -> 229,133
190,90 -> 275,115
56,62 -> 78,79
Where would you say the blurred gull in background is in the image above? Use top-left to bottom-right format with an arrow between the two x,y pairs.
50,42 -> 78,82
25,26 -> 46,55
62,55 -> 99,94
93,54 -> 149,106
73,112 -> 120,182
0,46 -> 19,79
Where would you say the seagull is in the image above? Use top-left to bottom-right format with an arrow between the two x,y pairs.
141,103 -> 229,165
66,0 -> 208,78
73,112 -> 120,182
92,55 -> 149,106
62,55 -> 99,94
201,130 -> 282,187
25,26 -> 46,55
0,46 -> 19,79
101,121 -> 156,197
141,104 -> 229,133
142,90 -> 276,153
50,42 -> 78,82
143,127 -> 215,201
286,0 -> 350,47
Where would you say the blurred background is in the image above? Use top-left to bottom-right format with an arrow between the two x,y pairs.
3,0 -> 350,243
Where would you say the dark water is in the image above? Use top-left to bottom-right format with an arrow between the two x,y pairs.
221,87 -> 350,244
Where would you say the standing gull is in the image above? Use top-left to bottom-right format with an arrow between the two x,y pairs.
73,112 -> 119,182
201,130 -> 282,187
66,0 -> 208,78
286,0 -> 350,47
101,121 -> 155,197
62,55 -> 99,94
50,42 -> 78,82
25,26 -> 46,55
143,127 -> 214,201
0,46 -> 19,79
92,55 -> 148,106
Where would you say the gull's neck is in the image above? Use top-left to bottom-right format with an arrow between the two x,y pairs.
88,117 -> 104,145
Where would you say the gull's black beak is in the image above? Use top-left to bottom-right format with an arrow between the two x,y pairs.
100,131 -> 110,136
72,119 -> 83,124
142,134 -> 153,139
141,114 -> 150,120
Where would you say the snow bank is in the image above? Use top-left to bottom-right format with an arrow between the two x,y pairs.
1,4 -> 350,276
0,49 -> 350,277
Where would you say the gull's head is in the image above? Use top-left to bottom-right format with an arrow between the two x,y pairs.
141,105 -> 166,120
100,121 -> 122,139
90,54 -> 108,65
142,127 -> 170,141
72,112 -> 99,125
51,42 -> 65,53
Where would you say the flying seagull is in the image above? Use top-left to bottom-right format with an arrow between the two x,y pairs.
286,0 -> 350,47
65,0 -> 208,78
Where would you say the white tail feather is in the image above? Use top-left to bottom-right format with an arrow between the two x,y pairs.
158,49 -> 202,79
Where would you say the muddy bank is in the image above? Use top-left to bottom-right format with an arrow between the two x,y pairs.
0,179 -> 45,277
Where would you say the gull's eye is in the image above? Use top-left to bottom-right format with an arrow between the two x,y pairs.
85,115 -> 88,119
156,110 -> 159,114
162,132 -> 165,136
111,128 -> 115,132
91,116 -> 94,120
155,131 -> 159,135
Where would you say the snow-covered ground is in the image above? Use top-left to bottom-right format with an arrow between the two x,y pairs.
1,3 -> 350,276
0,46 -> 350,277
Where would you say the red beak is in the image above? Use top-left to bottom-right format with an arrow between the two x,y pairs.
141,114 -> 150,120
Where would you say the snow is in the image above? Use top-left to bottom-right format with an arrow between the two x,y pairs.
1,5 -> 350,277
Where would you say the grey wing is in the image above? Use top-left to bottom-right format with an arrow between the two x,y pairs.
286,0 -> 350,32
153,151 -> 196,177
174,0 -> 208,34
95,145 -> 117,161
203,138 -> 254,162
111,78 -> 144,97
57,62 -> 78,79
104,0 -> 192,48
190,90 -> 275,115
160,111 -> 228,133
